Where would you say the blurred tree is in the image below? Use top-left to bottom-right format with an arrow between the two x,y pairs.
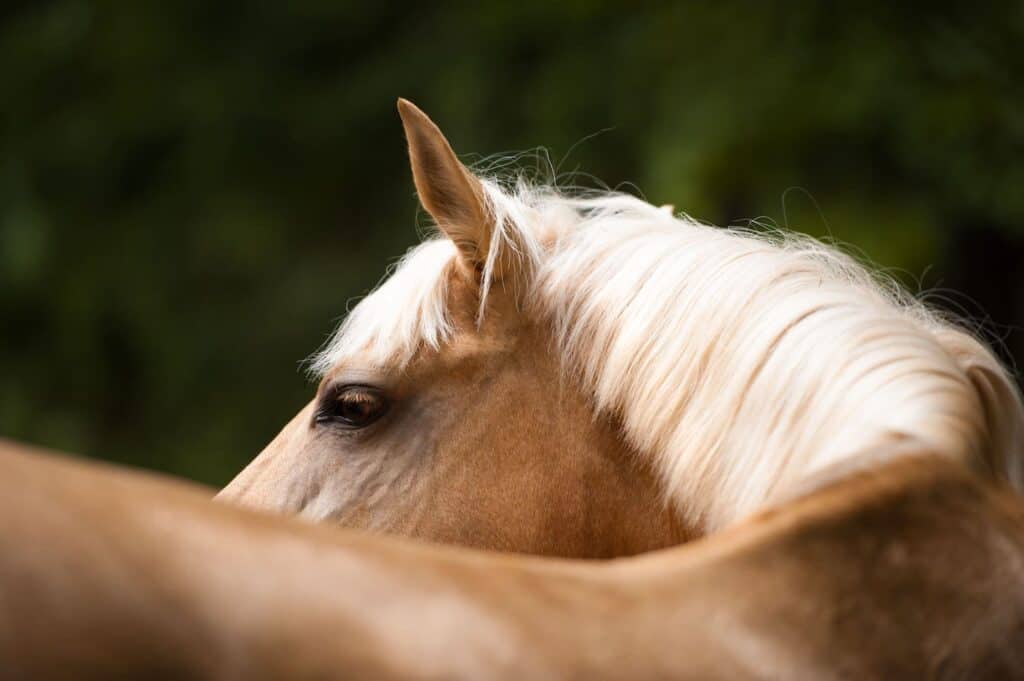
1,1 -> 1022,484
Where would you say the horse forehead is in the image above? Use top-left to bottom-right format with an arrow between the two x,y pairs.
320,360 -> 394,387
324,328 -> 522,383
442,327 -> 521,361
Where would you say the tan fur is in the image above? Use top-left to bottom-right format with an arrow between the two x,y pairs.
221,102 -> 691,556
220,275 -> 689,557
222,100 -> 1023,560
7,102 -> 1023,677
398,99 -> 493,270
4,440 -> 1023,679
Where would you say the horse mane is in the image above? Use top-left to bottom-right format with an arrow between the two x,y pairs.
311,176 -> 1024,531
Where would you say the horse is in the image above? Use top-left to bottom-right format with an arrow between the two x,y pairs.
5,100 -> 1024,677
4,438 -> 1024,679
218,99 -> 1024,559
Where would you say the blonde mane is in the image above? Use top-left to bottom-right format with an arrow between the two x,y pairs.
312,178 -> 1024,531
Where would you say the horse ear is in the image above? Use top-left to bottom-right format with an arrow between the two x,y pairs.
397,98 -> 492,268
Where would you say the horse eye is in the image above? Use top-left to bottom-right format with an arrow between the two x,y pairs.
315,386 -> 389,429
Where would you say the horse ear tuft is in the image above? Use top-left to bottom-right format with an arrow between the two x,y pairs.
397,99 -> 491,268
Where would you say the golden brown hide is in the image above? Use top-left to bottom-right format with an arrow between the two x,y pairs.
219,100 -> 691,558
220,99 -> 1024,565
3,439 -> 1023,679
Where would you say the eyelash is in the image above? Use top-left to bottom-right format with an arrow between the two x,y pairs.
314,385 -> 390,429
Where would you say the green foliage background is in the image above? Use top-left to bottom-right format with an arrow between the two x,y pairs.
3,2 -> 1023,486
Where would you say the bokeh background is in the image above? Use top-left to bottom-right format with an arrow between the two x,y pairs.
3,2 -> 1023,486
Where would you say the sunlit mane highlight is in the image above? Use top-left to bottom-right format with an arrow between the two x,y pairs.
309,239 -> 458,374
312,178 -> 1024,530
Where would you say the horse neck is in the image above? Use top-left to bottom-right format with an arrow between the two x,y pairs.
460,320 -> 694,558
537,241 -> 998,533
552,417 -> 694,557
